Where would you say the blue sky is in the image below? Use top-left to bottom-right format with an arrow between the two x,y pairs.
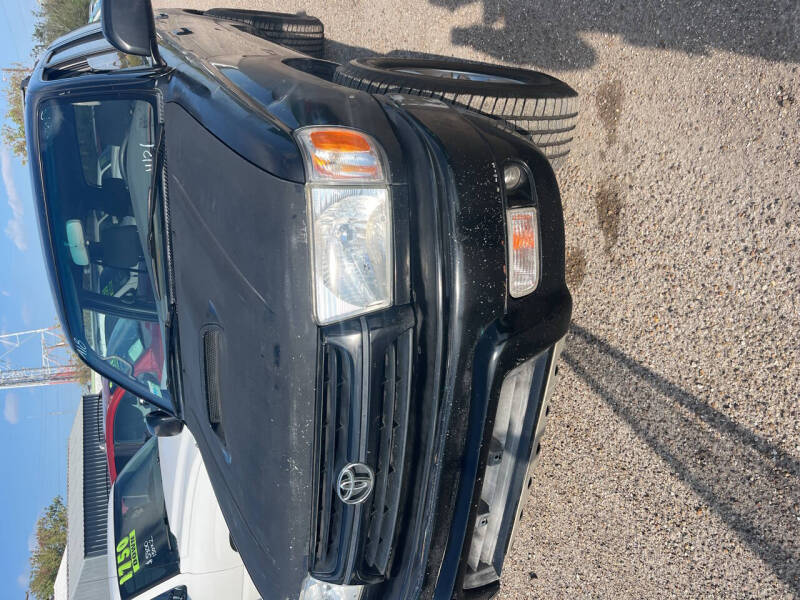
1,0 -> 82,596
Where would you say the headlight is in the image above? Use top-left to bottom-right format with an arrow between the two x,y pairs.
310,187 -> 392,324
299,576 -> 363,600
297,127 -> 393,325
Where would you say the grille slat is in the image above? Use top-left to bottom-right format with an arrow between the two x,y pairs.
364,345 -> 396,566
363,331 -> 412,574
314,345 -> 351,575
375,346 -> 411,571
315,349 -> 333,566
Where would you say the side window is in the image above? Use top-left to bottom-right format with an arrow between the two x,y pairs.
114,394 -> 151,444
45,39 -> 152,81
114,439 -> 180,599
86,51 -> 150,72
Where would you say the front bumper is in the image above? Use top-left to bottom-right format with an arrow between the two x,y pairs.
305,96 -> 572,600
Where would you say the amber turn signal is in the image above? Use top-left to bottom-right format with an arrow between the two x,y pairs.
296,127 -> 385,182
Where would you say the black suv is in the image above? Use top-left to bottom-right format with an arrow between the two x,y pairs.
24,2 -> 574,599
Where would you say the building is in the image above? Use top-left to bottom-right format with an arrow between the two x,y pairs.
54,393 -> 112,600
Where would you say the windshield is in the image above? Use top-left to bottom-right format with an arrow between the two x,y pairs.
38,96 -> 171,409
113,437 -> 180,599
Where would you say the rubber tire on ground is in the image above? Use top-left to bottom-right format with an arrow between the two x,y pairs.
205,8 -> 324,59
333,57 -> 578,165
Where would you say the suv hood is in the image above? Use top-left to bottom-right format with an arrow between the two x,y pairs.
164,102 -> 318,598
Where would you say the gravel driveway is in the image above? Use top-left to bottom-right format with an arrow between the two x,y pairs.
155,1 -> 800,597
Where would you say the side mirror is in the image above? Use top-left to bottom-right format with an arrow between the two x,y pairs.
145,410 -> 184,437
101,0 -> 158,59
153,586 -> 187,600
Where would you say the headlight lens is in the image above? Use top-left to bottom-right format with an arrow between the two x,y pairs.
310,186 -> 392,325
299,576 -> 364,600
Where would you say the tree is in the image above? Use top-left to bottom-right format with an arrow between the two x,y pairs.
1,66 -> 31,162
28,496 -> 68,600
70,353 -> 95,388
2,0 -> 91,161
32,0 -> 92,56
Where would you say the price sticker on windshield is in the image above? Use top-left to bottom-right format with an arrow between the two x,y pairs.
128,339 -> 144,362
116,529 -> 140,585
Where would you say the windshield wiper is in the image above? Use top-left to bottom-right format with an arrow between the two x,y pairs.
164,302 -> 183,417
143,126 -> 183,417
146,127 -> 167,304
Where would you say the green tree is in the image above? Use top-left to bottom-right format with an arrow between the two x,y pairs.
70,353 -> 95,388
33,0 -> 92,55
2,0 -> 91,161
28,496 -> 68,600
1,66 -> 31,162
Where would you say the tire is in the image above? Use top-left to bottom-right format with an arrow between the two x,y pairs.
205,8 -> 324,59
333,57 -> 578,165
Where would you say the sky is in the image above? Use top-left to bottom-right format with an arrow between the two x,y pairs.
1,0 -> 83,596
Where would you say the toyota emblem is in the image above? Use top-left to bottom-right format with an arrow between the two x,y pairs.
337,463 -> 374,505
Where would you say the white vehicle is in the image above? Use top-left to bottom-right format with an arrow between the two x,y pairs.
106,427 -> 261,600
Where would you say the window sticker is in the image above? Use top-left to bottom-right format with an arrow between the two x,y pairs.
74,339 -> 88,358
143,535 -> 158,565
140,142 -> 154,174
148,381 -> 162,398
116,529 -> 140,586
128,339 -> 144,363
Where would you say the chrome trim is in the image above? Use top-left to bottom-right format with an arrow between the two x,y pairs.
508,337 -> 565,549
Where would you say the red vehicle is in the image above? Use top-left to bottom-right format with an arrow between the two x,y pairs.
102,320 -> 164,481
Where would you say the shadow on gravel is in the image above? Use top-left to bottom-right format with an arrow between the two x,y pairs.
563,324 -> 800,594
428,0 -> 800,69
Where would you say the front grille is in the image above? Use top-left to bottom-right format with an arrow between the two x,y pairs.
311,315 -> 414,584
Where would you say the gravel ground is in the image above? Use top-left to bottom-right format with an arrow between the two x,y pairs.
156,1 -> 800,597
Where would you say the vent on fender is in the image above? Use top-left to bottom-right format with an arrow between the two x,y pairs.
203,326 -> 225,442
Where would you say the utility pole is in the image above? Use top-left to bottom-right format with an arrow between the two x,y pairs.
0,326 -> 79,390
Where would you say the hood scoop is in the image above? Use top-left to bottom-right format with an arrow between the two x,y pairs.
203,326 -> 226,442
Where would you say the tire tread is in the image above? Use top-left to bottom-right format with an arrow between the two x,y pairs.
333,61 -> 579,163
205,7 -> 325,58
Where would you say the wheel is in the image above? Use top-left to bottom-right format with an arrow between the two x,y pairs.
333,57 -> 578,165
205,8 -> 324,59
